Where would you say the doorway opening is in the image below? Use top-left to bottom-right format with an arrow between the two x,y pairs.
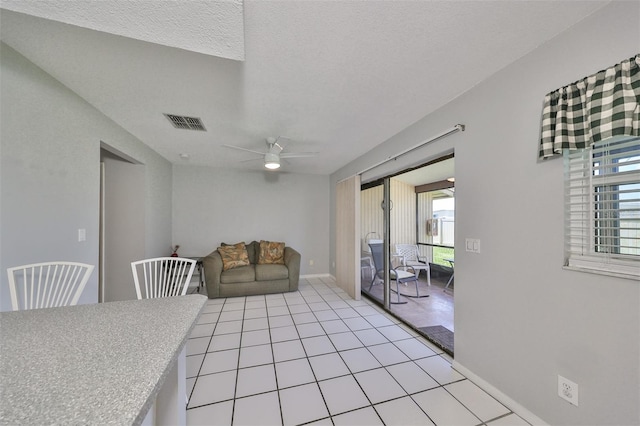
99,144 -> 145,302
360,155 -> 455,355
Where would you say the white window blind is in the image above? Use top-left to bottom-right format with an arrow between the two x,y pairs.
564,136 -> 640,278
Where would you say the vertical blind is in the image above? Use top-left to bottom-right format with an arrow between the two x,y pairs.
564,136 -> 640,277
336,175 -> 361,299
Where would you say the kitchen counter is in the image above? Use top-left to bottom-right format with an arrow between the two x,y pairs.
0,294 -> 207,425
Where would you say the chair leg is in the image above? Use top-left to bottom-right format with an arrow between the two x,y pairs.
387,280 -> 408,304
444,273 -> 454,291
368,273 -> 377,292
398,276 -> 429,299
426,268 -> 431,286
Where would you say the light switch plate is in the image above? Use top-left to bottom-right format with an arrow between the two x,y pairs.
465,238 -> 480,253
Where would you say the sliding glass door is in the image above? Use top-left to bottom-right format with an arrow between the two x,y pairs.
360,180 -> 389,307
360,155 -> 455,333
360,176 -> 423,309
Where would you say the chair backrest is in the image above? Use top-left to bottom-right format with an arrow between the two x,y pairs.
131,257 -> 196,299
368,243 -> 384,274
7,262 -> 95,311
395,244 -> 419,262
369,243 -> 407,281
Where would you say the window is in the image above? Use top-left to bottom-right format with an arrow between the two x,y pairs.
564,136 -> 640,278
417,188 -> 455,268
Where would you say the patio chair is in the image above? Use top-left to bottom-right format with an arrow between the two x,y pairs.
368,243 -> 429,303
131,257 -> 196,299
395,244 -> 431,286
7,261 -> 94,311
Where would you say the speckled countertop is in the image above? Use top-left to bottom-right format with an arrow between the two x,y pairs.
0,294 -> 207,425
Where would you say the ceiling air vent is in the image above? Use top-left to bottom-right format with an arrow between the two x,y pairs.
163,113 -> 206,131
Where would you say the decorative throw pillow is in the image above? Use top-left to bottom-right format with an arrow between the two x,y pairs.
221,242 -> 245,247
258,240 -> 285,265
217,242 -> 250,271
222,241 -> 257,264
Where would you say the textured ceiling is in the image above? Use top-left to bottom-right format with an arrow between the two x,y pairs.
0,1 -> 609,175
0,0 -> 245,60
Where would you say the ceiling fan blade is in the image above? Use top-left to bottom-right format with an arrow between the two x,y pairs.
222,144 -> 265,155
280,152 -> 318,158
269,143 -> 284,154
273,136 -> 292,149
239,157 -> 263,163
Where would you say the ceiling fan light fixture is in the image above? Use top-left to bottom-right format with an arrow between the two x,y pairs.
264,152 -> 280,169
222,136 -> 317,170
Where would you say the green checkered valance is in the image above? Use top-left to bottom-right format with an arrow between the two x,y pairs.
539,55 -> 640,159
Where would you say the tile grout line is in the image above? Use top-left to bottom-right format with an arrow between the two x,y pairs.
308,285 -> 375,424
228,295 -> 249,425
188,278 -> 496,425
271,290 -> 291,426
185,298 -> 225,406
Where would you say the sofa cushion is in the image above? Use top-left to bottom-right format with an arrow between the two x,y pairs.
217,243 -> 250,271
255,264 -> 289,281
221,264 -> 256,283
258,240 -> 285,265
222,241 -> 258,264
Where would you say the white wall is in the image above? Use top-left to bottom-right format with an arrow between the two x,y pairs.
330,2 -> 639,425
0,43 -> 173,311
101,154 -> 145,302
172,165 -> 330,276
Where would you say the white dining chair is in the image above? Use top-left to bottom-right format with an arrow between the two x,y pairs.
395,244 -> 431,286
131,257 -> 197,299
7,261 -> 95,311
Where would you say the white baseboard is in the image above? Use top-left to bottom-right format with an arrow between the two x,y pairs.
452,361 -> 549,426
300,273 -> 333,279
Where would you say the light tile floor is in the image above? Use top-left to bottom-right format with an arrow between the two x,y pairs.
186,276 -> 529,426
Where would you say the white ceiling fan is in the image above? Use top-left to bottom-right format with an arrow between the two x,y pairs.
222,137 -> 318,170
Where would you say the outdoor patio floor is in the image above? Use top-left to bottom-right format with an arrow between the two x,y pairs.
361,273 -> 454,333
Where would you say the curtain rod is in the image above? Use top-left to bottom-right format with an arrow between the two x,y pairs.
357,124 -> 465,176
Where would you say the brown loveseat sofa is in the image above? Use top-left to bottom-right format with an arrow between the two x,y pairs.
203,241 -> 301,298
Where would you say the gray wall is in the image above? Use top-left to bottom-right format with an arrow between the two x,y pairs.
172,165 -> 330,276
101,154 -> 145,302
331,2 -> 639,425
0,43 -> 173,311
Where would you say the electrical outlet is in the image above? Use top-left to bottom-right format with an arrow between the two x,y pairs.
558,375 -> 579,406
309,259 -> 314,266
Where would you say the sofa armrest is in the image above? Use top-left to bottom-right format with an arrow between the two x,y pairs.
203,249 -> 223,298
284,247 -> 301,291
